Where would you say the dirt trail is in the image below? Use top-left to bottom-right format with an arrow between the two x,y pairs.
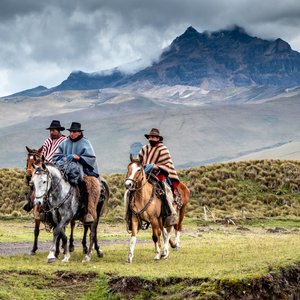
0,239 -> 145,256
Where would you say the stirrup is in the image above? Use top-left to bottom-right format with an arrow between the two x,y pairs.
164,214 -> 177,227
83,213 -> 94,224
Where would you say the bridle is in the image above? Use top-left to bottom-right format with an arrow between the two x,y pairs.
33,166 -> 52,203
125,162 -> 153,191
26,151 -> 42,183
33,164 -> 73,211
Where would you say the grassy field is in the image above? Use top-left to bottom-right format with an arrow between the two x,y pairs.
0,218 -> 299,299
1,160 -> 300,298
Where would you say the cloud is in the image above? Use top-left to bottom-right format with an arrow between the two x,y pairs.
1,0 -> 300,96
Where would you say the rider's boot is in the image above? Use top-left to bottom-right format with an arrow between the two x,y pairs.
22,190 -> 34,212
159,181 -> 177,227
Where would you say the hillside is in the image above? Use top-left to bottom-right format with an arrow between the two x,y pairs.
1,89 -> 300,171
1,159 -> 300,220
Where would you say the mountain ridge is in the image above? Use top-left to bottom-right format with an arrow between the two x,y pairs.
5,25 -> 300,98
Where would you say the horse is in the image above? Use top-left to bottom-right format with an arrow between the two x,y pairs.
31,158 -> 104,263
25,147 -> 109,258
124,154 -> 190,263
25,146 -> 76,256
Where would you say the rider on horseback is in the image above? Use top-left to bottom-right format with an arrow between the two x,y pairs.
52,122 -> 100,223
23,120 -> 66,213
139,128 -> 179,227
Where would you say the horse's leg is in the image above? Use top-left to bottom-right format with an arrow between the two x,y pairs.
127,217 -> 138,263
174,204 -> 186,249
82,220 -> 97,263
47,226 -> 60,263
48,221 -> 69,263
94,199 -> 104,258
93,216 -> 103,258
82,224 -> 89,254
55,233 -> 61,258
30,218 -> 40,255
169,186 -> 189,250
152,220 -> 162,260
60,227 -> 70,263
161,226 -> 171,259
69,220 -> 76,252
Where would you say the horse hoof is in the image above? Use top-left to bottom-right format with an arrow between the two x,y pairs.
69,246 -> 75,253
154,256 -> 160,261
97,250 -> 104,258
30,251 -> 36,256
82,255 -> 91,263
127,258 -> 132,263
48,258 -> 56,264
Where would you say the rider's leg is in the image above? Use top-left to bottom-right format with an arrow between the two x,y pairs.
83,176 -> 101,223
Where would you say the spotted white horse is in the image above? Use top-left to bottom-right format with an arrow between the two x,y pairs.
31,159 -> 101,263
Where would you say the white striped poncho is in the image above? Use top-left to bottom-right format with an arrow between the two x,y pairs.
42,136 -> 66,162
138,143 -> 179,181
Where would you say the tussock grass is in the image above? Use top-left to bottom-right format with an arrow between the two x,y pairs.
1,159 -> 300,221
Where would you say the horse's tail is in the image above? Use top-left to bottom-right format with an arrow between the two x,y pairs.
98,179 -> 110,217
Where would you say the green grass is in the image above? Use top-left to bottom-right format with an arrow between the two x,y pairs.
0,220 -> 300,299
1,161 -> 300,298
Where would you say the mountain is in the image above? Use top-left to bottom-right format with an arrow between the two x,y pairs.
52,26 -> 300,92
6,25 -> 300,98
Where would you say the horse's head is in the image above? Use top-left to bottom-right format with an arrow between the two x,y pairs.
25,146 -> 43,185
125,154 -> 144,190
31,158 -> 51,206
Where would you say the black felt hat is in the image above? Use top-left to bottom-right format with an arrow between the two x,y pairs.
46,120 -> 65,131
67,122 -> 84,132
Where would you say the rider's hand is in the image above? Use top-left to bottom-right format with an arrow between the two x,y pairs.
73,154 -> 80,160
153,164 -> 159,170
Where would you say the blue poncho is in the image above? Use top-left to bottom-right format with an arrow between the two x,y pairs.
53,136 -> 99,176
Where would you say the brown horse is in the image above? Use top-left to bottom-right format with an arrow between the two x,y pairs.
25,146 -> 76,256
124,154 -> 190,263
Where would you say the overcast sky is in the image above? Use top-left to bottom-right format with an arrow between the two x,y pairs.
1,0 -> 300,97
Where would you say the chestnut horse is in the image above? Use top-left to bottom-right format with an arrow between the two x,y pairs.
124,154 -> 190,263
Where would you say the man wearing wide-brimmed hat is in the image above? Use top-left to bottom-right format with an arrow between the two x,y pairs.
52,122 -> 100,223
23,120 -> 66,213
139,128 -> 179,227
42,120 -> 66,162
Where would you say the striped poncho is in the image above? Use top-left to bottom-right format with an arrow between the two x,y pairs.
42,136 -> 66,162
138,143 -> 179,181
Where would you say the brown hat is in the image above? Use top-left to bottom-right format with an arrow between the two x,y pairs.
144,128 -> 163,141
46,120 -> 65,131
